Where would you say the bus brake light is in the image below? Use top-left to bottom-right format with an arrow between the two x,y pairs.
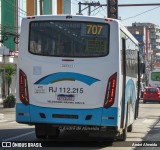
27,16 -> 35,19
104,73 -> 117,108
19,69 -> 29,105
105,18 -> 113,22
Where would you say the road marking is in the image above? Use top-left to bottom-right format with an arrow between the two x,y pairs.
0,120 -> 17,123
0,120 -> 8,122
2,131 -> 35,141
143,119 -> 155,124
9,121 -> 17,124
0,113 -> 4,120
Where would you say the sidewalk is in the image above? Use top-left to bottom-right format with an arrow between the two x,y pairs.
0,102 -> 15,120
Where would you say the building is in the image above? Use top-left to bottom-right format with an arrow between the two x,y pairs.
26,0 -> 71,16
127,22 -> 160,84
132,23 -> 160,51
0,0 -> 71,102
127,22 -> 160,67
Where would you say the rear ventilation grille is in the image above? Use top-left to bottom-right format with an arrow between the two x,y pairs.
52,114 -> 78,119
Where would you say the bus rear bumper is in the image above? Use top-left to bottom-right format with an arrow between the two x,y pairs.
16,103 -> 118,127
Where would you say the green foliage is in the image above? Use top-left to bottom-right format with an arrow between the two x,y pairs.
3,94 -> 16,108
4,64 -> 16,96
5,94 -> 16,103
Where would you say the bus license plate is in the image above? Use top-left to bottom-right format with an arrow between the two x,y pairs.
57,94 -> 75,101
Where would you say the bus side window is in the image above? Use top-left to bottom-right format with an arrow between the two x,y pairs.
121,38 -> 126,75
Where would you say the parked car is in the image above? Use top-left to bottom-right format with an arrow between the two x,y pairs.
143,87 -> 160,104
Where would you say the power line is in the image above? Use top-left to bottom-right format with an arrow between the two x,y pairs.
101,6 -> 107,17
119,3 -> 160,7
92,8 -> 100,16
122,6 -> 160,21
78,2 -> 100,15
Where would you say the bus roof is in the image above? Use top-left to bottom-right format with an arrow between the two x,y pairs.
24,14 -> 139,46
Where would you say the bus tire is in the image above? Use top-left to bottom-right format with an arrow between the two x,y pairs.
35,124 -> 47,139
134,99 -> 139,119
47,127 -> 60,139
119,105 -> 128,141
127,124 -> 132,132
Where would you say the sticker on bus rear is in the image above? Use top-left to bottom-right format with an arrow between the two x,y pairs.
57,94 -> 75,101
34,85 -> 46,93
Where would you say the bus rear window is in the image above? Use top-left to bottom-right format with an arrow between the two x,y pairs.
29,21 -> 109,57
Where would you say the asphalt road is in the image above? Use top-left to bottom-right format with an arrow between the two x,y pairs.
0,100 -> 160,150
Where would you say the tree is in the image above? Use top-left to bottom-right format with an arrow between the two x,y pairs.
4,64 -> 16,96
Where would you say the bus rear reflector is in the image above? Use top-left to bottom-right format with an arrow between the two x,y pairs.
104,73 -> 117,108
19,69 -> 29,105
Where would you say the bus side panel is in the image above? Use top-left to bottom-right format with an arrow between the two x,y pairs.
119,28 -> 139,130
125,78 -> 137,125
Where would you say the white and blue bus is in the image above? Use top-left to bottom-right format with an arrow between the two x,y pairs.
16,15 -> 143,141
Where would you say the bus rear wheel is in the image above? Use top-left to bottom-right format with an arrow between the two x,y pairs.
35,124 -> 60,139
47,127 -> 60,139
120,126 -> 127,141
119,106 -> 128,141
35,124 -> 47,139
127,124 -> 133,132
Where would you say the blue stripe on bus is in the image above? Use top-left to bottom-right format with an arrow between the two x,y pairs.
16,104 -> 118,126
34,72 -> 100,86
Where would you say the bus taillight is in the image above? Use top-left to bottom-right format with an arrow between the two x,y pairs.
104,73 -> 117,108
19,69 -> 29,105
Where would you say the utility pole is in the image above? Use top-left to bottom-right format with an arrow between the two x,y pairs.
78,2 -> 100,16
78,1 -> 160,18
15,0 -> 18,50
39,0 -> 43,15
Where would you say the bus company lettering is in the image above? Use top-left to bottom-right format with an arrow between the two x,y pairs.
49,87 -> 57,93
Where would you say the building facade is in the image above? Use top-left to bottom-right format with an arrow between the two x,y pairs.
127,22 -> 160,84
127,23 -> 160,67
0,0 -> 71,102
